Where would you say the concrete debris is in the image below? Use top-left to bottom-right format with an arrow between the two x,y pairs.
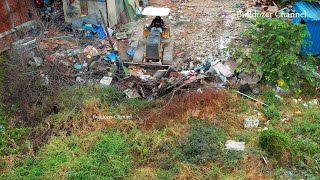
100,76 -> 113,87
153,70 -> 167,79
225,140 -> 245,151
213,62 -> 234,77
238,70 -> 263,85
124,89 -> 141,98
244,118 -> 260,128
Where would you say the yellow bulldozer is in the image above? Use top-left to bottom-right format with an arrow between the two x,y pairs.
132,7 -> 174,67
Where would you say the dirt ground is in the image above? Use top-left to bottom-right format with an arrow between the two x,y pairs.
122,0 -> 246,67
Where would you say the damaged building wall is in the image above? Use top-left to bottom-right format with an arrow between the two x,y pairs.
0,0 -> 35,52
62,0 -> 123,27
87,1 -> 108,26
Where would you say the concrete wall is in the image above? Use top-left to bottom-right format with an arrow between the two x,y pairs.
0,0 -> 35,51
88,1 -> 108,26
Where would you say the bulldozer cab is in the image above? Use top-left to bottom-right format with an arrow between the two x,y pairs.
142,7 -> 171,39
131,6 -> 174,67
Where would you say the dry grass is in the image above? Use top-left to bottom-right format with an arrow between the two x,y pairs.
139,89 -> 228,130
239,155 -> 269,180
131,167 -> 157,180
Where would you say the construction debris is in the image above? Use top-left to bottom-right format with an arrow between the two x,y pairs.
244,118 -> 260,128
225,140 -> 246,151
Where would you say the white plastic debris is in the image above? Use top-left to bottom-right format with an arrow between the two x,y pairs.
76,77 -> 85,83
100,76 -> 113,87
225,140 -> 245,151
308,99 -> 319,106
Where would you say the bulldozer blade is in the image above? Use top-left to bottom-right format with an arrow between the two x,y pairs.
133,39 -> 145,63
162,39 -> 174,65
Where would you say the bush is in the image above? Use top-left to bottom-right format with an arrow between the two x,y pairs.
223,150 -> 244,170
242,18 -> 317,92
262,90 -> 281,106
263,106 -> 281,122
0,110 -> 30,156
259,129 -> 294,165
180,120 -> 226,164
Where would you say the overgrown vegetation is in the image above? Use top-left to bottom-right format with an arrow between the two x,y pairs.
2,131 -> 132,179
234,18 -> 318,93
0,83 -> 319,179
179,120 -> 226,164
259,129 -> 295,165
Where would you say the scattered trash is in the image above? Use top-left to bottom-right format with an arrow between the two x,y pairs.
153,70 -> 167,79
239,83 -> 252,94
292,99 -> 302,103
275,95 -> 283,100
308,99 -> 319,106
288,171 -> 294,178
262,156 -> 268,166
234,90 -> 269,107
225,140 -> 245,151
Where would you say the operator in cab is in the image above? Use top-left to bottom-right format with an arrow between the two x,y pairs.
149,16 -> 164,32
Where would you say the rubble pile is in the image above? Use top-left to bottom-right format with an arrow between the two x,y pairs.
6,0 -> 317,100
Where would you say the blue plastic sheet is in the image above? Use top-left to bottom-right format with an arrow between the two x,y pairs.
127,42 -> 138,58
104,52 -> 117,63
83,24 -> 97,33
94,25 -> 107,39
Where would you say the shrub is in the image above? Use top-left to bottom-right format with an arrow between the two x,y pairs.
293,122 -> 320,144
126,128 -> 168,164
242,18 -> 317,92
263,105 -> 281,122
0,110 -> 29,156
223,150 -> 244,170
262,90 -> 281,106
180,120 -> 226,164
259,129 -> 294,165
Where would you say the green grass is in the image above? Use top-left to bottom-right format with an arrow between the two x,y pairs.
2,131 -> 132,179
179,119 -> 226,164
259,128 -> 294,165
1,85 -> 320,179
